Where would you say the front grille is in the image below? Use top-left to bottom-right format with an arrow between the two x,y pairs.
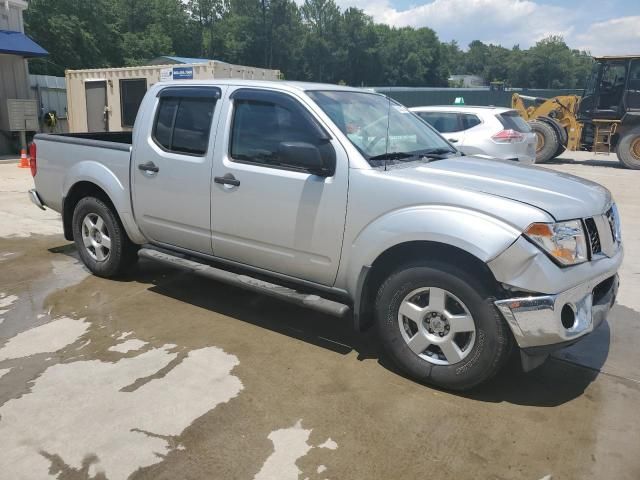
584,217 -> 601,256
605,206 -> 620,244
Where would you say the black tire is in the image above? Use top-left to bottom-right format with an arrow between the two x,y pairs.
529,119 -> 559,163
550,124 -> 567,160
551,143 -> 566,160
72,196 -> 139,278
375,261 -> 513,391
616,127 -> 640,169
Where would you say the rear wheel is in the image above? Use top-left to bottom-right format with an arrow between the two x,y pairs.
374,261 -> 513,391
616,127 -> 640,169
551,143 -> 566,160
72,196 -> 138,277
529,120 -> 559,163
550,125 -> 567,160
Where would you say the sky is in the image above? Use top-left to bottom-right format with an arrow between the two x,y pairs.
323,0 -> 640,55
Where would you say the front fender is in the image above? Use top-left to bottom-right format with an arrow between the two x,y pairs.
339,205 -> 521,296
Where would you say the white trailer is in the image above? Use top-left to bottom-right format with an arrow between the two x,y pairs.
65,61 -> 281,133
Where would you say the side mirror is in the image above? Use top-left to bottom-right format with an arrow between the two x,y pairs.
278,141 -> 334,176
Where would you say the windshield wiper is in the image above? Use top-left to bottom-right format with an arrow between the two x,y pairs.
414,148 -> 458,159
369,148 -> 457,162
368,151 -> 419,161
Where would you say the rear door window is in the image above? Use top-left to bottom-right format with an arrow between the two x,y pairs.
497,111 -> 531,132
415,112 -> 462,133
152,87 -> 219,156
461,114 -> 481,130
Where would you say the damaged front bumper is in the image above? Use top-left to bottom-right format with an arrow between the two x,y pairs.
488,234 -> 622,371
495,273 -> 618,371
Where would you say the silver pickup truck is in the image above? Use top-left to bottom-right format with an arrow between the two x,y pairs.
29,80 -> 622,390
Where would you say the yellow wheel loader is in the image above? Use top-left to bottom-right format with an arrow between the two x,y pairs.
512,55 -> 640,169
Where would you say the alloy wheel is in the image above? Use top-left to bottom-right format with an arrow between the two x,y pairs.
397,287 -> 476,365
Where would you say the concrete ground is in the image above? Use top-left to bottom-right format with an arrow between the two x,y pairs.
0,152 -> 639,480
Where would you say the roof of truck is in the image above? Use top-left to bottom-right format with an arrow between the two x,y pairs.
154,79 -> 369,93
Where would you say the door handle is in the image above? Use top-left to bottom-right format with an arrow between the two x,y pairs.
138,161 -> 159,173
447,138 -> 459,143
214,174 -> 240,187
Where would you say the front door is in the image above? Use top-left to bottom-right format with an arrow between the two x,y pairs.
132,86 -> 223,254
85,81 -> 108,132
210,88 -> 349,286
594,61 -> 628,119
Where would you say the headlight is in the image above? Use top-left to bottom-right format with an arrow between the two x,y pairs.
525,220 -> 588,266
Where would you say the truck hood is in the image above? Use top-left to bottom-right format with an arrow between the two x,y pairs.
388,156 -> 611,220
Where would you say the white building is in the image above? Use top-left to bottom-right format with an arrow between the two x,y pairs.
0,0 -> 47,154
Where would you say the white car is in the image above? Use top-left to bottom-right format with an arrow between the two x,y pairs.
410,106 -> 537,164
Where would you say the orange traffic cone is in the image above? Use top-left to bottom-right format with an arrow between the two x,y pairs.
18,148 -> 30,168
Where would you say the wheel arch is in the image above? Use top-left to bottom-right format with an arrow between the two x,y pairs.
62,180 -> 145,244
617,113 -> 640,139
63,181 -> 116,241
61,161 -> 146,244
353,241 -> 503,332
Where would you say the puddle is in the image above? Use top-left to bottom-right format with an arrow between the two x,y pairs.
108,338 -> 148,353
0,343 -> 243,480
253,420 -> 339,480
0,316 -> 88,362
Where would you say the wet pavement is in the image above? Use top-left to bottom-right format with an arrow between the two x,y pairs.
1,155 -> 640,480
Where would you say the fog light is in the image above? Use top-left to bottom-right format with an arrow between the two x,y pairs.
561,304 -> 576,329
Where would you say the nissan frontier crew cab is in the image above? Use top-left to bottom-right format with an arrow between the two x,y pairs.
28,80 -> 622,391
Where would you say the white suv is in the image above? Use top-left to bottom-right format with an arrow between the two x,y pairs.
410,106 -> 537,164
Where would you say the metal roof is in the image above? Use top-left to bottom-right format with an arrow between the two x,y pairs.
0,30 -> 48,57
152,56 -> 228,65
594,55 -> 640,60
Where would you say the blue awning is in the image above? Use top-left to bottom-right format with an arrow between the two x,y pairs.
0,30 -> 48,57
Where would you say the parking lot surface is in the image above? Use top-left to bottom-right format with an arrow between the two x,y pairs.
1,152 -> 639,480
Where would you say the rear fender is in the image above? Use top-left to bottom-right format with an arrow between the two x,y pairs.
63,161 -> 146,244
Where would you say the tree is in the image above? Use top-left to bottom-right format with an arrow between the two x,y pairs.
24,1 -> 595,89
25,0 -> 123,75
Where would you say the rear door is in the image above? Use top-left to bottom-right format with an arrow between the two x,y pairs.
209,87 -> 349,285
457,113 -> 482,149
132,86 -> 224,254
415,111 -> 466,146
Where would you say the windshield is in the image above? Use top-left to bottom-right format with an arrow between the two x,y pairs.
306,90 -> 456,166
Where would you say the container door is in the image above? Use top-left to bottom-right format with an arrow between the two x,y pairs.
85,81 -> 108,132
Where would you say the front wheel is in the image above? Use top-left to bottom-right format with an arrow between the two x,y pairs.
72,196 -> 138,277
616,127 -> 640,169
375,261 -> 513,391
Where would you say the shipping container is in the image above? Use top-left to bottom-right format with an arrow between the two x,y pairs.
65,61 -> 281,133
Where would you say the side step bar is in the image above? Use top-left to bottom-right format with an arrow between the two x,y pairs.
138,248 -> 351,318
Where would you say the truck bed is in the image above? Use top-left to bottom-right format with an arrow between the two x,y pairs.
37,131 -> 133,150
33,132 -> 133,215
